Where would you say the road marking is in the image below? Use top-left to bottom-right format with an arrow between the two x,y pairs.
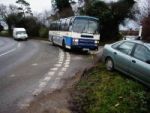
61,67 -> 67,72
32,88 -> 42,96
64,64 -> 69,68
48,71 -> 55,76
56,77 -> 60,80
18,43 -> 21,48
51,67 -> 58,71
39,82 -> 47,88
10,74 -> 16,78
58,61 -> 63,64
59,59 -> 64,62
32,63 -> 38,66
19,97 -> 33,109
43,76 -> 51,81
0,43 -> 21,57
31,49 -> 71,98
0,48 -> 16,57
58,72 -> 64,76
66,59 -> 70,62
64,62 -> 70,65
51,79 -> 60,89
20,46 -> 73,109
54,64 -> 62,67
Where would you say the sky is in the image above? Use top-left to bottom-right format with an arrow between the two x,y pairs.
0,0 -> 52,13
0,0 -> 145,13
0,0 -> 147,30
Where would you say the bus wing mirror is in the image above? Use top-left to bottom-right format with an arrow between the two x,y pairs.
146,60 -> 150,64
69,26 -> 72,31
70,22 -> 72,26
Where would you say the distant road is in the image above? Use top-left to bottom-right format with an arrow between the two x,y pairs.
0,37 -> 102,113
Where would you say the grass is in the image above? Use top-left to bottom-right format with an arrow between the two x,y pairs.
73,63 -> 150,113
0,30 -> 10,37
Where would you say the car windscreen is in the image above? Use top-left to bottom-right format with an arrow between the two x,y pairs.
147,44 -> 150,49
72,18 -> 99,34
16,31 -> 26,35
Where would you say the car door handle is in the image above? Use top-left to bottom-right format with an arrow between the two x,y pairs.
114,52 -> 117,55
132,60 -> 136,63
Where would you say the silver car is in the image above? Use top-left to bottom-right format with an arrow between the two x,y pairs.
102,40 -> 150,86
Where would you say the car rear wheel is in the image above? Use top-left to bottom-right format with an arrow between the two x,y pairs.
105,58 -> 114,71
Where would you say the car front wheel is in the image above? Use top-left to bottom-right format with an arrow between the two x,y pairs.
105,58 -> 114,71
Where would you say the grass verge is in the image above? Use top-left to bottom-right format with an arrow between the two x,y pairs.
0,30 -> 10,37
72,63 -> 150,113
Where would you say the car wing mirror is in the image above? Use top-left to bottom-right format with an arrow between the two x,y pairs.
146,60 -> 150,64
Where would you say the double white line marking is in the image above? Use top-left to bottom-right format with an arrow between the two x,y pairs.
32,49 -> 71,95
19,49 -> 71,109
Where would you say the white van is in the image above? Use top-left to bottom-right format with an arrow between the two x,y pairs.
13,28 -> 28,40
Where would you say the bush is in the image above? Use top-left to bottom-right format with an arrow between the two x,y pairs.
0,24 -> 4,32
16,17 -> 41,37
39,27 -> 48,38
0,30 -> 10,37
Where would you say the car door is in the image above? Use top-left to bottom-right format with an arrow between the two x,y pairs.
113,41 -> 135,74
129,44 -> 150,84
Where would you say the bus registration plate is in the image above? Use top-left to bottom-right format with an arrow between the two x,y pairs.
83,48 -> 89,51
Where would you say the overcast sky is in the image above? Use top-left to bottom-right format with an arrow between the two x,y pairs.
0,0 -> 52,13
0,0 -> 145,13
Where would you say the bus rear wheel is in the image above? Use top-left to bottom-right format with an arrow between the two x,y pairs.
62,40 -> 67,50
51,37 -> 55,46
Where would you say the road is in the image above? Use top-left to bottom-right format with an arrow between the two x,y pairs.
0,37 -> 102,113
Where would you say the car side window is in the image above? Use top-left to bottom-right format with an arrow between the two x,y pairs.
112,41 -> 123,49
116,42 -> 135,55
133,45 -> 150,62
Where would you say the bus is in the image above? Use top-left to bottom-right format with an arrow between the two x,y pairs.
49,16 -> 100,51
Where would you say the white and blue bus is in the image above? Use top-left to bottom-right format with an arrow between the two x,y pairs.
49,16 -> 100,51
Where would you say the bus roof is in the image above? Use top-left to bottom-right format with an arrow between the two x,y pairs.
75,16 -> 99,21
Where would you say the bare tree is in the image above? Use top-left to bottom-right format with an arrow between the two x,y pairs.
0,4 -> 7,20
141,0 -> 150,16
0,4 -> 19,20
134,0 -> 150,21
140,0 -> 150,41
16,0 -> 32,17
34,10 -> 52,27
9,4 -> 19,14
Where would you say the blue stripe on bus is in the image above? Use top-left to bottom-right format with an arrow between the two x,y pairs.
64,36 -> 72,46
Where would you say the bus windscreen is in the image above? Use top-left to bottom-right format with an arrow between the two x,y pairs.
72,18 -> 99,34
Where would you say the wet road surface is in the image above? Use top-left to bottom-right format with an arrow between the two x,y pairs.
0,37 -> 102,113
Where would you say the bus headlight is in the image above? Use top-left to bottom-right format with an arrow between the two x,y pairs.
73,39 -> 78,45
73,39 -> 78,42
95,40 -> 99,44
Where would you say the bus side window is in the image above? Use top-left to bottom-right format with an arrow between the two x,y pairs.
56,21 -> 60,30
60,20 -> 62,31
60,19 -> 67,31
69,17 -> 74,31
53,22 -> 56,30
58,21 -> 61,30
50,23 -> 55,30
49,24 -> 52,30
65,18 -> 71,31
